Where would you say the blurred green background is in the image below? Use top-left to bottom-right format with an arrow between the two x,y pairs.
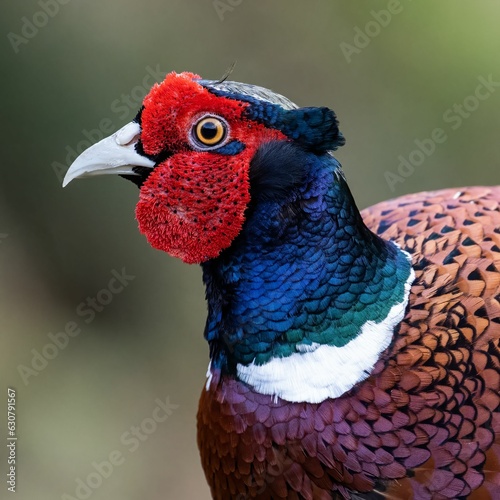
1,1 -> 499,499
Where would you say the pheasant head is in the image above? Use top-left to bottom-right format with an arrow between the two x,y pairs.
64,71 -> 344,264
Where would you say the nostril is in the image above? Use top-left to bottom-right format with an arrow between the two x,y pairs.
124,133 -> 140,146
116,121 -> 142,146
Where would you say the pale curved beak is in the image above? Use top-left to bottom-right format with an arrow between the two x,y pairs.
62,121 -> 155,187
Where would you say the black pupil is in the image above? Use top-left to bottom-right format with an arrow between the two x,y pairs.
201,121 -> 219,140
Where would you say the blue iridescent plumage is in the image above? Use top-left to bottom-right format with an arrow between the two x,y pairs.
202,141 -> 411,370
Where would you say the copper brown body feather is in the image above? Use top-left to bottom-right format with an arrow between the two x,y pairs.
197,187 -> 500,499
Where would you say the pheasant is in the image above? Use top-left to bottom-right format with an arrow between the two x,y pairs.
64,72 -> 500,499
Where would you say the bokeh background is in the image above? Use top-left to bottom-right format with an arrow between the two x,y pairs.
1,1 -> 499,499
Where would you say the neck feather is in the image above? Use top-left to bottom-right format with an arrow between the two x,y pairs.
202,152 -> 413,402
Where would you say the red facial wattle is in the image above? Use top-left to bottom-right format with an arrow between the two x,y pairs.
136,152 -> 250,263
135,72 -> 286,264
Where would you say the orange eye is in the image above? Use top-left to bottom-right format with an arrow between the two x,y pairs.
194,116 -> 227,147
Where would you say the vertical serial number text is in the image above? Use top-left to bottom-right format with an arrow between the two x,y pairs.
7,388 -> 16,493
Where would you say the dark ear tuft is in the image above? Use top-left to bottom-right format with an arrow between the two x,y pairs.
280,107 -> 345,152
249,141 -> 310,202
